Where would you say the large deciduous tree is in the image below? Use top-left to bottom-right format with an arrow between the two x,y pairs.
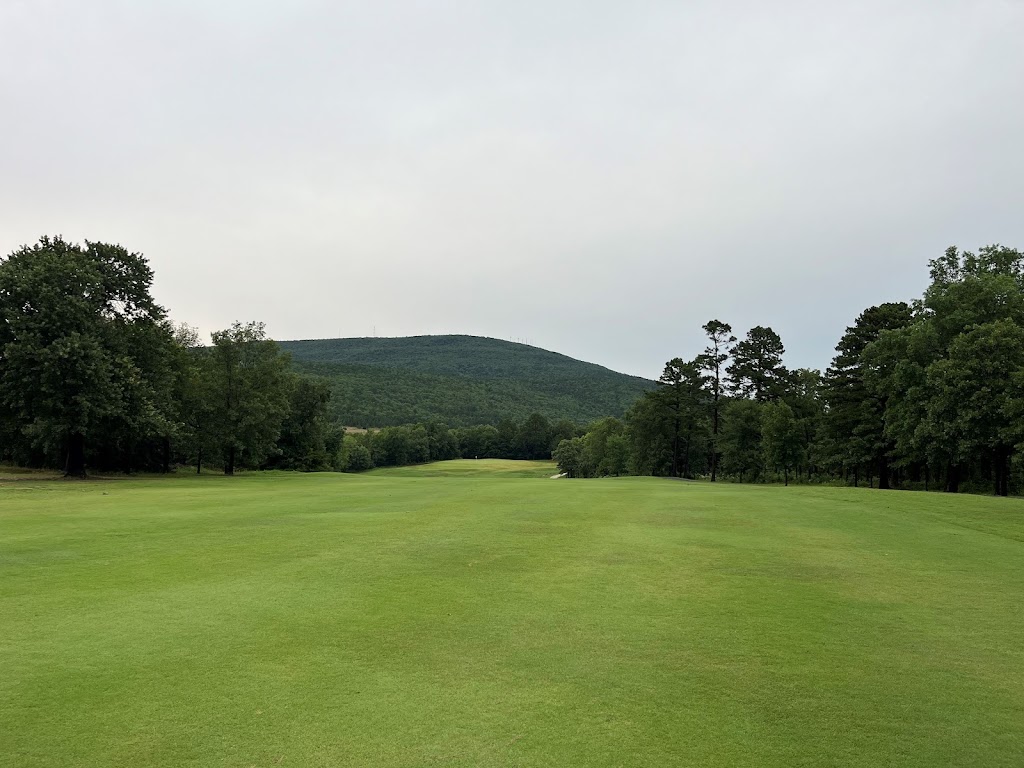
517,413 -> 553,460
0,236 -> 172,476
552,436 -> 586,478
625,390 -> 673,476
925,320 -> 1024,496
207,322 -> 291,475
863,245 -> 1024,492
269,375 -> 335,471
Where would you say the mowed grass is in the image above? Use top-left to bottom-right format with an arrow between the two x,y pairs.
2,462 -> 1023,767
370,458 -> 558,478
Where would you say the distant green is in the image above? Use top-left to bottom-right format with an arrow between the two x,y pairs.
279,335 -> 655,426
2,464 -> 1023,767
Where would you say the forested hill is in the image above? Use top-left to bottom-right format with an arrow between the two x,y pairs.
278,335 -> 656,427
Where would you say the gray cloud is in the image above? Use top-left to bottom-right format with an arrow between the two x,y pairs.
2,0 -> 1022,378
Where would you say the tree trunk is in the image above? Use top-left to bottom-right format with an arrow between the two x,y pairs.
946,463 -> 960,493
225,445 -> 235,476
853,466 -> 859,488
669,405 -> 681,478
877,457 -> 890,490
682,426 -> 693,478
994,453 -> 1002,497
162,436 -> 171,474
710,388 -> 720,482
64,432 -> 86,477
784,467 -> 788,486
996,447 -> 1010,497
196,446 -> 203,475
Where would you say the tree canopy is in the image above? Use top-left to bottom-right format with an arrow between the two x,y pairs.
7,234 -> 1024,496
554,243 -> 1024,496
0,237 -> 174,475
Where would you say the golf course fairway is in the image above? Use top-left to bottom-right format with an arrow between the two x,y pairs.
2,460 -> 1023,766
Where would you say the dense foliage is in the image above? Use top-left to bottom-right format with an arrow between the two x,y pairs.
0,238 -> 591,475
555,245 -> 1024,496
280,336 -> 655,426
338,415 -> 578,472
6,235 -> 1024,495
0,238 -> 341,475
0,237 -> 177,475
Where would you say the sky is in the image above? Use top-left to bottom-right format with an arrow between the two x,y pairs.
2,1 -> 1023,380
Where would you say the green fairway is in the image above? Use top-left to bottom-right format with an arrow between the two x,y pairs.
2,464 -> 1023,767
369,458 -> 559,478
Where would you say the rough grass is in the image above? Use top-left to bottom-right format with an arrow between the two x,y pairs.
2,463 -> 1023,767
0,465 -> 62,482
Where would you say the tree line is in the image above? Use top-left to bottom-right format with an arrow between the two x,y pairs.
554,244 -> 1024,496
0,236 -> 579,476
338,415 -> 578,471
0,237 -> 342,475
5,236 -> 1024,493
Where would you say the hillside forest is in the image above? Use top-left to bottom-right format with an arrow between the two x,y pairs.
279,335 -> 653,426
2,237 -> 1023,495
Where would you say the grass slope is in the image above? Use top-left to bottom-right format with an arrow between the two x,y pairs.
2,467 -> 1024,767
278,335 -> 655,426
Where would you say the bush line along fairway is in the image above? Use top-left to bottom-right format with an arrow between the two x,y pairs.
2,463 -> 1023,767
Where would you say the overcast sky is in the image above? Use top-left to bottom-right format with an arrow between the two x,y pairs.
2,1 -> 1022,379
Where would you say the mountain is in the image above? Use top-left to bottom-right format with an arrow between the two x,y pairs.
278,335 -> 656,427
